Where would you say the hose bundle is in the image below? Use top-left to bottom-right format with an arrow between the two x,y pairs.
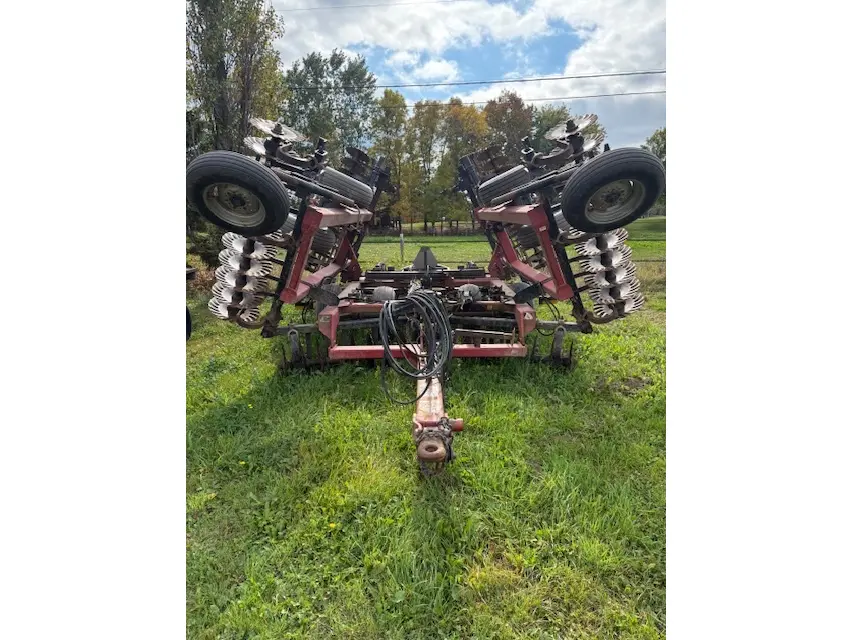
378,289 -> 453,405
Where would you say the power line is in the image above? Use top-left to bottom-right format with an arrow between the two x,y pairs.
390,89 -> 666,109
278,0 -> 477,11
291,69 -> 666,91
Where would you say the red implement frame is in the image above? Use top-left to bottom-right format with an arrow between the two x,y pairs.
476,203 -> 575,301
278,200 -> 569,364
317,298 -> 538,361
279,203 -> 373,304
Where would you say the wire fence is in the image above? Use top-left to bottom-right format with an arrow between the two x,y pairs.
368,212 -> 665,238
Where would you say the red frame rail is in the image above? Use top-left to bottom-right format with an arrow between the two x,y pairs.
279,203 -> 373,304
475,203 -> 576,301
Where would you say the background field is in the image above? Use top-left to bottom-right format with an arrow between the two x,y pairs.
186,217 -> 666,639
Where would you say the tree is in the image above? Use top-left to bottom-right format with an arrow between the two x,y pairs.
642,127 -> 666,207
436,98 -> 489,221
483,90 -> 534,163
440,98 -> 489,162
404,100 -> 445,230
283,50 -> 377,162
370,90 -> 407,212
186,0 -> 286,154
642,127 -> 666,167
186,0 -> 287,266
530,104 -> 569,152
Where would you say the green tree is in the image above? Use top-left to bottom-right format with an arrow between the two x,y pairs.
283,50 -> 377,162
186,0 -> 288,266
642,127 -> 666,207
186,0 -> 286,153
642,127 -> 666,166
369,90 -> 407,214
483,90 -> 534,163
436,98 -> 490,221
404,100 -> 445,230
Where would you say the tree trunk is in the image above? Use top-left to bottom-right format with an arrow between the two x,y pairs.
212,58 -> 231,150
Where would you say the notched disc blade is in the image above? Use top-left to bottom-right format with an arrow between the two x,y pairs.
545,114 -> 599,140
249,117 -> 305,142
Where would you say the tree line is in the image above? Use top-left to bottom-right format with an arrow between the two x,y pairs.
186,0 -> 664,258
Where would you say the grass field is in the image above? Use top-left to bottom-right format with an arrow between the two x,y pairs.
186,217 -> 666,639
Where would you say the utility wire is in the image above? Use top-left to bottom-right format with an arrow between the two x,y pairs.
278,0 -> 478,11
388,89 -> 666,109
291,69 -> 666,91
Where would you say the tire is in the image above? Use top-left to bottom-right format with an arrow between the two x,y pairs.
310,228 -> 337,255
316,283 -> 342,315
186,307 -> 192,341
187,151 -> 291,236
559,148 -> 664,233
511,225 -> 541,250
478,165 -> 531,205
318,167 -> 375,209
509,281 -> 539,304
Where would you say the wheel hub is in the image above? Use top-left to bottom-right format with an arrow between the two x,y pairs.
584,179 -> 646,225
202,183 -> 266,226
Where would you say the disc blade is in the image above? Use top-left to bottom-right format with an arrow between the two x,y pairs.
587,277 -> 642,304
578,246 -> 633,272
583,262 -> 637,288
221,233 -> 279,260
243,136 -> 267,156
573,228 -> 629,256
581,133 -> 605,154
217,249 -> 275,277
249,117 -> 305,142
544,114 -> 599,140
208,298 -> 263,322
258,214 -> 297,243
211,282 -> 264,307
592,293 -> 645,320
214,266 -> 270,292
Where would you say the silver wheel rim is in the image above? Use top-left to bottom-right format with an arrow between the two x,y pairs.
584,179 -> 645,225
202,183 -> 266,227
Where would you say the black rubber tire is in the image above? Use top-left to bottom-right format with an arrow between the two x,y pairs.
512,225 -> 541,250
318,167 -> 374,208
478,165 -> 531,205
186,307 -> 192,341
316,283 -> 342,315
310,228 -> 337,255
509,281 -> 539,305
559,148 -> 664,233
187,151 -> 291,235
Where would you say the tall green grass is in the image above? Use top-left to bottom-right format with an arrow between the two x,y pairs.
187,224 -> 666,639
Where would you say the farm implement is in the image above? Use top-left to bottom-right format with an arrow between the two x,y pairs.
186,115 -> 665,476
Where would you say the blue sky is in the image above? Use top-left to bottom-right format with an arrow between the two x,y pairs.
272,0 -> 665,147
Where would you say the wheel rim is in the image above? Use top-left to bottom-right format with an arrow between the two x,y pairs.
201,183 -> 266,227
584,179 -> 646,225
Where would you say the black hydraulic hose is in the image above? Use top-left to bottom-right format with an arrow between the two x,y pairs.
377,289 -> 454,405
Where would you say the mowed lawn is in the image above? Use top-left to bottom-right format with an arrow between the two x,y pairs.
186,217 -> 666,639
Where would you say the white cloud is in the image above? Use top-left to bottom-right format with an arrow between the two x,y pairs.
386,50 -> 420,68
411,58 -> 460,82
271,0 -> 665,146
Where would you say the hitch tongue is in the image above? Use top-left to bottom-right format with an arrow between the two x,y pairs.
412,373 -> 462,476
417,437 -> 447,462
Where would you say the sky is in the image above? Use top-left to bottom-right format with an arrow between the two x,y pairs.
270,0 -> 666,148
